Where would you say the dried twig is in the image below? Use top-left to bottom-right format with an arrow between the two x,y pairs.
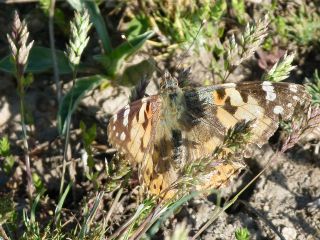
48,0 -> 61,102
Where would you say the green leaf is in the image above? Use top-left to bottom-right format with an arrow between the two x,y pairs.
3,156 -> 15,175
210,0 -> 227,22
0,136 -> 15,174
94,31 -> 154,77
235,228 -> 250,240
305,69 -> 320,106
32,172 -> 44,191
78,191 -> 104,240
231,0 -> 246,24
126,14 -> 150,39
0,136 -> 10,157
58,75 -> 108,135
66,0 -> 84,11
84,1 -> 112,53
39,0 -> 50,14
55,182 -> 72,224
0,47 -> 72,74
30,188 -> 46,223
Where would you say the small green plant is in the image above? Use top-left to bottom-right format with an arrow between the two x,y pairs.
7,10 -> 34,199
0,136 -> 15,174
213,16 -> 269,82
231,0 -> 247,25
80,121 -> 98,183
235,227 -> 250,240
126,0 -> 226,49
59,8 -> 92,196
262,52 -> 296,82
284,4 -> 320,47
305,70 -> 320,106
268,2 -> 320,47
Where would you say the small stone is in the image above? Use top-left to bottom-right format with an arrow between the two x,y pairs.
282,227 -> 297,240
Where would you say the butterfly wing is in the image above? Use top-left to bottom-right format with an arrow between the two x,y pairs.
182,81 -> 310,149
108,95 -> 179,197
150,81 -> 310,195
175,81 -> 310,191
107,95 -> 160,164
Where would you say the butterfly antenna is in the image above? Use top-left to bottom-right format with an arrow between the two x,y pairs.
176,19 -> 207,70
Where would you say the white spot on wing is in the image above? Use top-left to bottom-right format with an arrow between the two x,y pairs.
120,132 -> 126,141
293,96 -> 299,101
112,126 -> 116,130
113,114 -> 117,123
287,103 -> 293,108
123,108 -> 130,126
226,89 -> 243,106
262,81 -> 276,101
273,105 -> 284,114
115,132 -> 119,137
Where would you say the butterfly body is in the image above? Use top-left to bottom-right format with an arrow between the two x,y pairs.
108,75 -> 310,198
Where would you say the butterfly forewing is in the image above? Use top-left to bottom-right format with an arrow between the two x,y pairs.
107,95 -> 161,164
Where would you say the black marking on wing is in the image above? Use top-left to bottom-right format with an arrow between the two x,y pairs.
181,89 -> 207,129
171,129 -> 183,162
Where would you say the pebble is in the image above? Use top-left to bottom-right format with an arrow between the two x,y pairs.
282,227 -> 297,240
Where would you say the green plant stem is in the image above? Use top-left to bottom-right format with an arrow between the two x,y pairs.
49,0 -> 61,103
59,70 -> 77,196
18,74 -> 34,199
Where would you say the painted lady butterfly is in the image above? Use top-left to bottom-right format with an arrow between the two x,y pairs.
108,72 -> 310,199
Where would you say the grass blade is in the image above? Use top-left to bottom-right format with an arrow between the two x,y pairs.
55,182 -> 72,224
78,191 -> 104,239
84,1 -> 112,53
30,188 -> 46,223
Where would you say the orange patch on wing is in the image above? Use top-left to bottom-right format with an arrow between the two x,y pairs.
212,91 -> 227,105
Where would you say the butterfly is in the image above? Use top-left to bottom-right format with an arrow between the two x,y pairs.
107,72 -> 310,199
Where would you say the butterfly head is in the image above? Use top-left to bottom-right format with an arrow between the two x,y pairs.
160,71 -> 180,94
